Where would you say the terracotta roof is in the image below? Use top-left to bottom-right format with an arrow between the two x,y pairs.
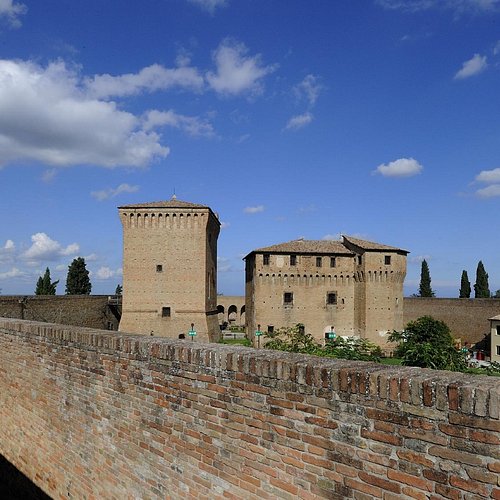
343,235 -> 409,254
249,239 -> 354,256
118,197 -> 210,210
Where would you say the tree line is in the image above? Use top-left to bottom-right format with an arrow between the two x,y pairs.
35,257 -> 92,295
417,259 -> 499,298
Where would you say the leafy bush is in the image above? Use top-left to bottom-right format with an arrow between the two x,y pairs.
388,316 -> 467,372
264,324 -> 382,362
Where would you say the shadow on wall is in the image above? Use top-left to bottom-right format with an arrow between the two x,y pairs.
0,454 -> 50,500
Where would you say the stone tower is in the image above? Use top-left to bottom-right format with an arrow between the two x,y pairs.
118,197 -> 220,341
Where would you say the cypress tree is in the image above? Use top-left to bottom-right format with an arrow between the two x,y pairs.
474,261 -> 490,298
459,270 -> 471,298
35,267 -> 58,295
418,259 -> 435,297
65,257 -> 92,295
115,284 -> 123,296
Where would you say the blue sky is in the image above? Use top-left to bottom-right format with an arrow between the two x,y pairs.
0,0 -> 499,297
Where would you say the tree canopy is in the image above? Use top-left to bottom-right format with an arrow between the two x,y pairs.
474,261 -> 490,298
65,257 -> 92,295
418,259 -> 435,297
35,267 -> 58,295
388,316 -> 466,371
459,270 -> 471,298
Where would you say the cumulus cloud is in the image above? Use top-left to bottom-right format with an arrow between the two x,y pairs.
0,239 -> 15,263
322,234 -> 342,241
187,0 -> 228,13
473,167 -> 500,198
373,157 -> 423,177
142,109 -> 214,137
244,205 -> 264,214
91,183 -> 140,201
475,185 -> 500,198
85,64 -> 204,99
95,266 -> 122,280
293,75 -> 323,107
376,0 -> 500,14
454,54 -> 488,79
207,39 -> 277,96
285,112 -> 313,131
217,257 -> 233,273
0,0 -> 27,28
0,60 -> 169,168
21,233 -> 79,263
475,167 -> 500,183
0,267 -> 27,280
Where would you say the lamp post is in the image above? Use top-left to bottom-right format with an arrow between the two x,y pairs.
327,326 -> 336,343
188,322 -> 197,342
255,323 -> 263,349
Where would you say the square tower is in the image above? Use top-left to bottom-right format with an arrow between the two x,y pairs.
118,197 -> 220,341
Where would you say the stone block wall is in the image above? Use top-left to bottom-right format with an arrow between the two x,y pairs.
0,318 -> 498,499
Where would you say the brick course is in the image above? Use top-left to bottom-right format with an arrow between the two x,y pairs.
0,317 -> 499,499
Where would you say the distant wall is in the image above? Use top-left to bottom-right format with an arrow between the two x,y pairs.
404,298 -> 500,345
0,295 -> 119,330
1,318 -> 498,499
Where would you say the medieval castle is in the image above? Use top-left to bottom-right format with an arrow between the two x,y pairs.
118,197 -> 408,348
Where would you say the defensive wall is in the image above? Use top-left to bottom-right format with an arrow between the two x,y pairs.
0,295 -> 120,331
404,298 -> 500,346
1,318 -> 499,499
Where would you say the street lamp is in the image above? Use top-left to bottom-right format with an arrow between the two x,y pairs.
255,323 -> 263,348
188,322 -> 197,342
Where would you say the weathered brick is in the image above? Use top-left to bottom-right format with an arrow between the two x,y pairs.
387,469 -> 433,492
450,474 -> 490,497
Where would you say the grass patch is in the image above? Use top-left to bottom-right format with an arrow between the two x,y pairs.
380,357 -> 403,365
219,338 -> 252,347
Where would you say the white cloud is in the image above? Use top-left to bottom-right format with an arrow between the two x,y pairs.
373,157 -> 423,177
142,109 -> 214,137
293,75 -> 323,107
220,221 -> 230,229
244,205 -> 265,214
494,40 -> 500,55
0,239 -> 15,263
0,59 -> 169,169
409,255 -> 431,264
322,234 -> 342,241
475,184 -> 500,198
85,64 -> 204,99
187,0 -> 228,13
95,266 -> 122,280
91,183 -> 140,201
475,167 -> 500,183
217,257 -> 233,272
285,112 -> 313,131
0,0 -> 27,28
376,0 -> 500,14
454,54 -> 488,79
0,267 -> 26,280
207,39 -> 277,96
21,233 -> 79,262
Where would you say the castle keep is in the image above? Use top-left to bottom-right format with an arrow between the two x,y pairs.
118,197 -> 220,341
245,235 -> 408,346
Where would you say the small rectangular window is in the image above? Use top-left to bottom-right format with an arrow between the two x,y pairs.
156,264 -> 163,272
298,324 -> 305,335
263,254 -> 270,265
290,254 -> 296,266
267,325 -> 274,334
330,257 -> 336,268
357,255 -> 362,265
496,325 -> 500,336
497,345 -> 500,355
284,292 -> 293,305
316,257 -> 322,267
327,292 -> 337,305
385,255 -> 391,265
161,307 -> 171,317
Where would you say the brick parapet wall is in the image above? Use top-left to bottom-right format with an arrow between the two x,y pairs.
0,318 -> 498,499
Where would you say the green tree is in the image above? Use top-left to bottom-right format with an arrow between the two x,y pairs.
474,260 -> 490,298
459,270 -> 471,298
388,316 -> 467,371
35,267 -> 58,295
418,259 -> 435,297
494,290 -> 500,298
65,257 -> 92,295
115,284 -> 123,296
